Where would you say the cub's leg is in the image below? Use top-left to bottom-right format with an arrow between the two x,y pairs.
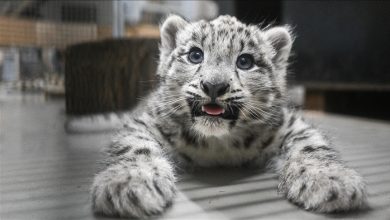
91,118 -> 176,218
276,112 -> 367,212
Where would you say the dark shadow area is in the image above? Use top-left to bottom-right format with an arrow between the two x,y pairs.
179,167 -> 268,186
324,91 -> 390,121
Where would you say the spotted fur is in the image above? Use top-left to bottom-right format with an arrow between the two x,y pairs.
91,15 -> 367,218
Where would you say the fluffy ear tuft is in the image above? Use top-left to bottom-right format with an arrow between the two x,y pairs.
264,26 -> 293,66
160,14 -> 188,54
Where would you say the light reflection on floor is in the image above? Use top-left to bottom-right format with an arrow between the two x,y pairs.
1,91 -> 389,220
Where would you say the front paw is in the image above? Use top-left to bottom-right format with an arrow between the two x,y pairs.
91,159 -> 176,218
280,163 -> 367,212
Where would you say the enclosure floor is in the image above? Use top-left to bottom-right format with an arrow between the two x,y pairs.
1,91 -> 390,220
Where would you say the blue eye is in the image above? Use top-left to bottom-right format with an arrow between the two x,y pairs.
236,54 -> 254,70
188,47 -> 203,64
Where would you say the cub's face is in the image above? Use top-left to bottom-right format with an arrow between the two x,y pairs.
158,15 -> 292,137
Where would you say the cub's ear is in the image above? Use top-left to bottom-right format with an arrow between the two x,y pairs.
160,14 -> 188,54
264,26 -> 293,66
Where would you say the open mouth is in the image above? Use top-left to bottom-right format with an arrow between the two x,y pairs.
188,101 -> 240,120
202,104 -> 225,116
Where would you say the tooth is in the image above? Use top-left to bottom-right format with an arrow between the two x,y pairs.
201,106 -> 205,112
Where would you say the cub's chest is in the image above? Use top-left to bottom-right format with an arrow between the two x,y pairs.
175,138 -> 263,167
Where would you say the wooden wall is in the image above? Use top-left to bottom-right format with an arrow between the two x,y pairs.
0,16 -> 159,48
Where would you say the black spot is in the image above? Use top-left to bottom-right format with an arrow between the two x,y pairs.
232,139 -> 241,149
229,120 -> 237,129
244,134 -> 256,148
185,91 -> 202,98
351,191 -> 357,200
166,56 -> 175,70
275,113 -> 284,128
229,34 -> 236,53
255,59 -> 271,71
201,35 -> 206,47
122,157 -> 136,163
156,106 -> 163,116
176,56 -> 187,64
288,115 -> 296,127
144,180 -> 153,192
234,69 -> 242,86
91,187 -> 97,209
299,183 -> 306,195
230,89 -> 242,93
280,130 -> 293,147
115,184 -> 123,200
189,84 -> 198,88
217,29 -> 224,37
164,200 -> 173,209
105,188 -> 115,208
245,29 -> 251,37
136,135 -> 153,141
260,96 -> 269,104
123,124 -> 142,132
328,190 -> 338,202
134,148 -> 151,155
262,135 -> 274,149
302,146 -> 315,153
248,40 -> 255,48
115,146 -> 131,156
302,145 -> 332,154
127,190 -> 140,206
292,129 -> 308,139
153,179 -> 164,197
299,167 -> 306,174
225,96 -> 244,102
156,124 -> 174,145
317,146 -> 333,151
239,40 -> 245,52
179,153 -> 193,163
182,129 -> 198,146
133,118 -> 148,128
216,56 -> 222,65
192,32 -> 199,41
237,27 -> 243,32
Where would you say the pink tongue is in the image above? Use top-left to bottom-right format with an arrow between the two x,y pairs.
202,105 -> 224,115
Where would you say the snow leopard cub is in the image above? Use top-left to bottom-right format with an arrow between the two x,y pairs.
91,15 -> 367,218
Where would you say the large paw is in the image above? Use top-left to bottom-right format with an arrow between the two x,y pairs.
280,162 -> 367,212
91,158 -> 176,218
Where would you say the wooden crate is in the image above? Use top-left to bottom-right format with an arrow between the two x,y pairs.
65,38 -> 159,115
0,16 -> 37,46
36,21 -> 98,48
0,16 -> 160,48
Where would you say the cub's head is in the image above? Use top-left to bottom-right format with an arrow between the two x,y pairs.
157,15 -> 293,137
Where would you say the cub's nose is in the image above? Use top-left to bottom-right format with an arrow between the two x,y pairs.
200,81 -> 230,100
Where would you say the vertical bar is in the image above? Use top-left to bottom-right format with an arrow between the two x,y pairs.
112,0 -> 124,38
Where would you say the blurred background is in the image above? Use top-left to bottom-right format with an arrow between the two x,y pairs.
1,2 -> 390,219
0,0 -> 389,120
